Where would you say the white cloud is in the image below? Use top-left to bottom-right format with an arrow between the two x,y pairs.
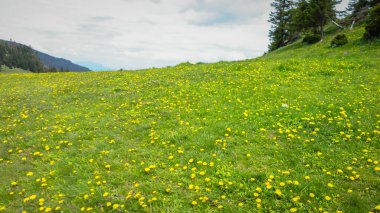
0,0 -> 348,70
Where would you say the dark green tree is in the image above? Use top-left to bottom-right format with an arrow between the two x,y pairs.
290,0 -> 313,33
308,0 -> 341,37
364,4 -> 380,39
268,0 -> 294,51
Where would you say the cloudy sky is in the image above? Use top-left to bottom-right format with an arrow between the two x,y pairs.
0,0 -> 348,70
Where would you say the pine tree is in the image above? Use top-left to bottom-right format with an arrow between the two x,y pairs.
308,0 -> 341,37
290,0 -> 312,33
268,0 -> 294,51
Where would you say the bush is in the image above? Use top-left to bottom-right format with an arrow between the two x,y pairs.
363,4 -> 380,40
331,34 -> 348,47
302,34 -> 321,44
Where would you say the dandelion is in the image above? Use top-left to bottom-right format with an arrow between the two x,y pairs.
292,196 -> 300,202
112,204 -> 119,209
290,208 -> 297,212
275,189 -> 282,196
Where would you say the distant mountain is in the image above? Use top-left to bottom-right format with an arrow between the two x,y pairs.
35,51 -> 91,72
0,39 -> 90,72
76,61 -> 113,71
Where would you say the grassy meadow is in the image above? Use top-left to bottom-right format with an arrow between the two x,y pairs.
0,27 -> 379,212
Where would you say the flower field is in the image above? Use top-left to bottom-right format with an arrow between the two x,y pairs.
0,27 -> 379,212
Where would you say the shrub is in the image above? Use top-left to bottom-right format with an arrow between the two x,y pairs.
363,4 -> 380,40
331,34 -> 348,47
302,34 -> 321,44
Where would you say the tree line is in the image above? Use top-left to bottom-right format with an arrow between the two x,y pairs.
0,40 -> 67,72
0,40 -> 45,72
268,0 -> 380,52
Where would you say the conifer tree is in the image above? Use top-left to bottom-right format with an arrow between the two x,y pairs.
308,0 -> 341,37
290,0 -> 312,33
268,0 -> 294,51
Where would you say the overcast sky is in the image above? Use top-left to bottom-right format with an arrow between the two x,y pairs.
0,0 -> 349,70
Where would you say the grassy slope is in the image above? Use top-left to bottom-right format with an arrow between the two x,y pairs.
0,27 -> 379,212
0,65 -> 32,73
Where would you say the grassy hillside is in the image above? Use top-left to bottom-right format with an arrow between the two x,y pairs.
0,65 -> 32,73
0,27 -> 379,212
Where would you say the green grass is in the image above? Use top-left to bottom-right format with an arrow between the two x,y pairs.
0,65 -> 32,73
0,27 -> 379,213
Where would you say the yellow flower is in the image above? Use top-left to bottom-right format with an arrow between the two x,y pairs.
26,172 -> 34,177
325,196 -> 331,201
292,196 -> 300,202
275,189 -> 282,196
191,201 -> 197,206
112,204 -> 119,209
290,207 -> 297,212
